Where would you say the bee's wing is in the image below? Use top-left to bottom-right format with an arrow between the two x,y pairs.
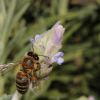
29,79 -> 42,95
0,63 -> 18,75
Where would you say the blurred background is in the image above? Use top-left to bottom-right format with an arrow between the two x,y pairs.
0,0 -> 100,100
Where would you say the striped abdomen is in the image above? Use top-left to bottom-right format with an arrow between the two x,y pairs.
16,71 -> 29,94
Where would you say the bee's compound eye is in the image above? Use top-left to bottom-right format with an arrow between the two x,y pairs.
27,51 -> 33,57
33,53 -> 39,60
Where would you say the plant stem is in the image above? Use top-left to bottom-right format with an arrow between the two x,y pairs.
11,91 -> 22,100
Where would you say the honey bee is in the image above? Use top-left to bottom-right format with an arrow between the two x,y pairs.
16,51 -> 41,94
0,51 -> 52,94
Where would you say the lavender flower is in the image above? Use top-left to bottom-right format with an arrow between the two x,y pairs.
30,21 -> 65,65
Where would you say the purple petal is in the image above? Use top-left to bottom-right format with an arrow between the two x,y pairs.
56,57 -> 64,65
52,22 -> 65,44
35,34 -> 42,41
51,52 -> 64,64
54,52 -> 64,58
30,38 -> 35,44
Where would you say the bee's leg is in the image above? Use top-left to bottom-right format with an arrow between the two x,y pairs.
31,75 -> 37,82
31,75 -> 39,88
33,62 -> 40,71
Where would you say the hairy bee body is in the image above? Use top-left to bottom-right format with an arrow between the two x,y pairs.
0,51 -> 50,95
16,71 -> 29,94
16,51 -> 40,94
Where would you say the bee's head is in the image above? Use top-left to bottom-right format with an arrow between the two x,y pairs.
27,51 -> 33,57
27,51 -> 39,61
32,53 -> 39,60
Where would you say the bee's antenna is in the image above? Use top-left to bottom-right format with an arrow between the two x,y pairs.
31,44 -> 34,52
